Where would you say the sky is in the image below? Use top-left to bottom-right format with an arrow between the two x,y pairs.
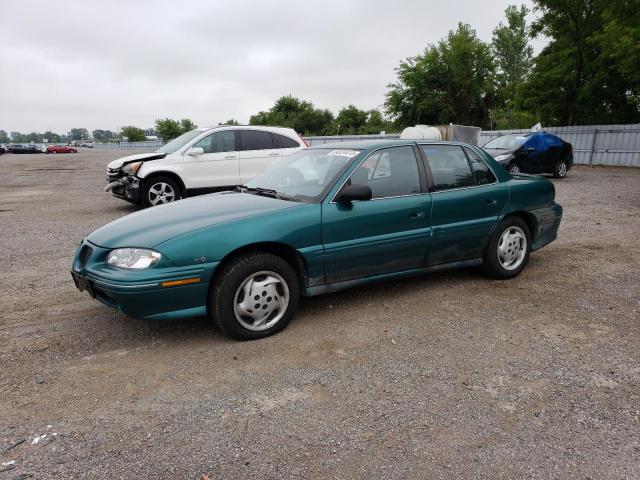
0,0 -> 545,134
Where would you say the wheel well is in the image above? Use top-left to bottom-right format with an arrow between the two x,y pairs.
142,171 -> 186,196
504,211 -> 537,238
213,242 -> 305,287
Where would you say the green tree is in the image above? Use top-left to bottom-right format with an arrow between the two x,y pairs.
385,23 -> 497,128
121,126 -> 146,142
68,128 -> 89,141
335,105 -> 368,134
521,0 -> 640,125
0,130 -> 10,143
155,118 -> 197,142
492,5 -> 533,88
250,95 -> 334,135
219,119 -> 240,125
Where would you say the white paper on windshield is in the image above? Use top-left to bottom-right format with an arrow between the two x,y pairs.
327,149 -> 360,158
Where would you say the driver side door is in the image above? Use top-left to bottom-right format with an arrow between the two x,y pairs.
182,130 -> 240,189
321,145 -> 431,284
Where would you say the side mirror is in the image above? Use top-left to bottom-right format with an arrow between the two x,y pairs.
187,147 -> 204,156
336,183 -> 373,203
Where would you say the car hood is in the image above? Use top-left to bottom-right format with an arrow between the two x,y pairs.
107,152 -> 167,169
87,192 -> 300,249
484,148 -> 517,158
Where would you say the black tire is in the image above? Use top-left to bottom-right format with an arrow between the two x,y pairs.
507,162 -> 522,175
553,160 -> 568,178
209,252 -> 300,340
140,175 -> 182,208
482,216 -> 531,279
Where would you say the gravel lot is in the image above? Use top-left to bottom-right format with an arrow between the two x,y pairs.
1,150 -> 639,479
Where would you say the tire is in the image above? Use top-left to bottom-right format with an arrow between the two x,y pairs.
141,175 -> 182,208
209,252 -> 300,340
482,217 -> 531,279
553,160 -> 568,178
507,162 -> 522,175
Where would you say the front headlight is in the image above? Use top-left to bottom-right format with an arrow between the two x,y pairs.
494,154 -> 511,162
122,161 -> 143,175
106,248 -> 161,269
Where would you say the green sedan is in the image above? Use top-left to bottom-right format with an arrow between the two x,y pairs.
72,140 -> 562,340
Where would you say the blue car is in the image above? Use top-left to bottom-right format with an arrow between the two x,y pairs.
483,132 -> 573,178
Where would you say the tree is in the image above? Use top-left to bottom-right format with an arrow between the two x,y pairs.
121,126 -> 146,142
219,119 -> 240,125
335,105 -> 368,134
250,95 -> 334,135
520,0 -> 640,125
155,118 -> 197,142
492,5 -> 533,88
0,130 -> 9,143
385,23 -> 497,129
68,128 -> 89,141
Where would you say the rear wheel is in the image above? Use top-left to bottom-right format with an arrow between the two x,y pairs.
209,253 -> 300,340
553,160 -> 568,178
508,162 -> 521,175
141,175 -> 182,208
482,217 -> 531,279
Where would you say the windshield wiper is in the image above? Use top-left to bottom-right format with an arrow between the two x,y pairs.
236,185 -> 302,202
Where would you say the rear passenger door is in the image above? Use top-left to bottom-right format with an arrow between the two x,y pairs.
238,130 -> 280,183
419,144 -> 508,266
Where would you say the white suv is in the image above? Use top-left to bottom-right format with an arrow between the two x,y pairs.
105,126 -> 306,207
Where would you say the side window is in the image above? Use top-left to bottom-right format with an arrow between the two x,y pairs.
239,130 -> 274,151
272,133 -> 300,149
193,130 -> 236,153
464,147 -> 496,185
420,145 -> 474,191
349,146 -> 421,199
524,135 -> 540,151
544,135 -> 563,149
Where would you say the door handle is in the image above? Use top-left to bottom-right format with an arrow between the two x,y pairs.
408,209 -> 425,220
268,152 -> 280,156
485,199 -> 497,206
224,155 -> 237,159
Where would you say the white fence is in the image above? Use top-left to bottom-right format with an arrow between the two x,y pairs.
92,124 -> 640,167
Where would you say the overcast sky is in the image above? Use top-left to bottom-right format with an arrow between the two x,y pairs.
0,0 -> 544,134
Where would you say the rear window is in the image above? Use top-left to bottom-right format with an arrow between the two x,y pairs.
239,130 -> 274,151
420,144 -> 474,191
273,133 -> 300,149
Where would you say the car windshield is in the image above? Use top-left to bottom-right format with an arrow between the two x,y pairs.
156,130 -> 204,154
246,148 -> 362,202
484,134 -> 530,150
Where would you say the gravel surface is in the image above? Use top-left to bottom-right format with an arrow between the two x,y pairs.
1,150 -> 639,479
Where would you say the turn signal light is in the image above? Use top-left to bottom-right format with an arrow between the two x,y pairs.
161,277 -> 201,288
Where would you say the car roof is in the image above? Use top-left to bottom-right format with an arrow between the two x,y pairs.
308,139 -> 474,150
199,125 -> 296,133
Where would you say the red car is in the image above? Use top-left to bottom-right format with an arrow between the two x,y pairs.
47,145 -> 77,154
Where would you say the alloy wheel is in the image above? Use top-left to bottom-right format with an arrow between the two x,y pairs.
148,182 -> 176,205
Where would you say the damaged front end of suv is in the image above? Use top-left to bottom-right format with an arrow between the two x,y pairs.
104,153 -> 167,204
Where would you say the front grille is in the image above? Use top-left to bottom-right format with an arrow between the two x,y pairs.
78,245 -> 93,269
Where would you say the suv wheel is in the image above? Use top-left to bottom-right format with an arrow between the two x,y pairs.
210,253 -> 300,340
141,176 -> 182,208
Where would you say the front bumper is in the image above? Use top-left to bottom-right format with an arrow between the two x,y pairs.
105,173 -> 141,203
71,240 -> 219,320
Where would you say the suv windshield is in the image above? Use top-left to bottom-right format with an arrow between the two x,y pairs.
246,148 -> 361,202
484,134 -> 530,150
156,130 -> 204,154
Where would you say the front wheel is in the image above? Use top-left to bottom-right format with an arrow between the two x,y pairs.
141,175 -> 182,207
482,217 -> 531,279
553,160 -> 568,178
209,253 -> 300,340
